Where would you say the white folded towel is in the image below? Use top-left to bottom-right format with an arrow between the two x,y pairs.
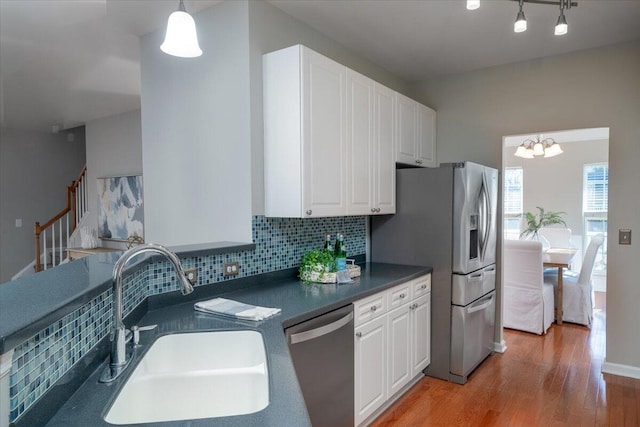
194,298 -> 281,321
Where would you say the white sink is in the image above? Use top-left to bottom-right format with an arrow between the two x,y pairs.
105,330 -> 269,425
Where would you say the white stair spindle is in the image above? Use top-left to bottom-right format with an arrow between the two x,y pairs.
59,217 -> 63,265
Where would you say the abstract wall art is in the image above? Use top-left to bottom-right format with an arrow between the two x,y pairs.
97,175 -> 144,241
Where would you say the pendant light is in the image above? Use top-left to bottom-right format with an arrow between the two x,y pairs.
160,0 -> 203,58
514,0 -> 527,33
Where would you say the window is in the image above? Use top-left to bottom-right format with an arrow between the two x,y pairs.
583,163 -> 608,272
504,167 -> 523,240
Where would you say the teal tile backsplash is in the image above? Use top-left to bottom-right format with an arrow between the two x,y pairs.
8,215 -> 367,422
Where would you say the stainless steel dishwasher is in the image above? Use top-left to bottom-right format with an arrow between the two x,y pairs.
285,304 -> 354,427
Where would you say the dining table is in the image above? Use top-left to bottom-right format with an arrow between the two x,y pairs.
543,247 -> 578,325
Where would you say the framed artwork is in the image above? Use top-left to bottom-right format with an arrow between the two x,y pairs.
97,175 -> 144,241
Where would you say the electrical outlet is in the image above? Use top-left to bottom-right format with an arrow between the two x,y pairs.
223,262 -> 240,276
185,268 -> 198,285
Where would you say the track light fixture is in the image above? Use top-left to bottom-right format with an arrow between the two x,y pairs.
467,0 -> 577,36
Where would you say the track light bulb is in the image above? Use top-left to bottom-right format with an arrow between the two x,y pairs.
555,10 -> 568,35
514,10 -> 527,33
467,0 -> 480,11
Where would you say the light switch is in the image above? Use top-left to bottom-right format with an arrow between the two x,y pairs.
619,229 -> 631,245
15,219 -> 22,228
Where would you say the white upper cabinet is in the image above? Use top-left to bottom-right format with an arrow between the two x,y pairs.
264,45 -> 346,218
373,83 -> 396,214
264,45 -> 434,217
395,92 -> 437,168
417,103 -> 437,167
345,70 -> 396,215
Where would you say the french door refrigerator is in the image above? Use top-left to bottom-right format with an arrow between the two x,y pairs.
371,162 -> 498,384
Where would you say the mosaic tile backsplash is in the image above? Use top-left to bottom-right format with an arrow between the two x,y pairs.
9,215 -> 366,421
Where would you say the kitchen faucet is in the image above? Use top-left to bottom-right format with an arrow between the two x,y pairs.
100,243 -> 194,383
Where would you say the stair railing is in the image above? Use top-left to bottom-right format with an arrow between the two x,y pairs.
34,165 -> 88,272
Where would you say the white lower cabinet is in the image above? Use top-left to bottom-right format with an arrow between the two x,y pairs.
411,294 -> 431,376
387,304 -> 412,397
354,315 -> 387,425
354,274 -> 431,426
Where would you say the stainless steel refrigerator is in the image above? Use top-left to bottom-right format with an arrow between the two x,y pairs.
371,162 -> 498,384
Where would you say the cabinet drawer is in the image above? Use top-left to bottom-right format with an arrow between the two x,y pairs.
387,283 -> 411,310
411,274 -> 431,299
354,292 -> 386,326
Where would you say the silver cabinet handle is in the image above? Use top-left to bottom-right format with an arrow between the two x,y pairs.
399,293 -> 406,299
306,210 -> 312,215
371,208 -> 376,213
290,312 -> 354,345
355,332 -> 362,338
370,305 -> 377,312
415,159 -> 423,164
421,284 -> 427,289
376,208 -> 381,213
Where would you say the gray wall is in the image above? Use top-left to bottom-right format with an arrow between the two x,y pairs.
84,110 -> 142,249
412,40 -> 640,372
0,127 -> 85,282
140,0 -> 253,245
504,138 -> 609,236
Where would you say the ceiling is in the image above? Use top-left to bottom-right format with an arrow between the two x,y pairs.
1,0 -> 639,132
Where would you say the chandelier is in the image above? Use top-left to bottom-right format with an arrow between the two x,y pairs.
467,0 -> 577,36
514,135 -> 563,158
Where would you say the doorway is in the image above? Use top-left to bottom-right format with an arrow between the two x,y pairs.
501,127 -> 610,315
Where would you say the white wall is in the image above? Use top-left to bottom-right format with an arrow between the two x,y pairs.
412,40 -> 640,372
140,0 -> 253,245
84,110 -> 142,249
0,127 -> 85,282
504,138 -> 609,236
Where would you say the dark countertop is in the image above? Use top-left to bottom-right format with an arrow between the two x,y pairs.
0,242 -> 254,353
42,263 -> 432,427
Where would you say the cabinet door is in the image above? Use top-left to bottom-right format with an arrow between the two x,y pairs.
411,294 -> 431,376
387,305 -> 412,397
301,48 -> 346,217
417,104 -> 437,167
346,69 -> 375,215
374,83 -> 396,214
355,316 -> 387,425
395,92 -> 418,166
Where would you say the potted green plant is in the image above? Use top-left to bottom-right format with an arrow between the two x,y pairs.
298,249 -> 336,284
520,206 -> 567,240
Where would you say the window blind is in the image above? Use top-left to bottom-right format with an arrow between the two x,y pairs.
504,167 -> 523,215
583,163 -> 608,213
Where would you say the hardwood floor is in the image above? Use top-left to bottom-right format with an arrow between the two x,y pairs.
370,310 -> 640,426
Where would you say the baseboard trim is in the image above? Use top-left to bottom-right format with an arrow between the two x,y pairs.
493,340 -> 507,353
602,360 -> 640,379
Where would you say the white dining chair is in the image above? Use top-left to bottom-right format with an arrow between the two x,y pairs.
544,234 -> 604,326
503,240 -> 555,335
539,227 -> 572,248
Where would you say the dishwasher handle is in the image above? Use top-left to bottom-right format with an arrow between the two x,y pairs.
289,312 -> 354,345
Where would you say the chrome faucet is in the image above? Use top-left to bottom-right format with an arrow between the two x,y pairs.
100,243 -> 194,383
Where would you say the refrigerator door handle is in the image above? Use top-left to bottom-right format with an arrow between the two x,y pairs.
467,293 -> 494,314
479,172 -> 491,263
